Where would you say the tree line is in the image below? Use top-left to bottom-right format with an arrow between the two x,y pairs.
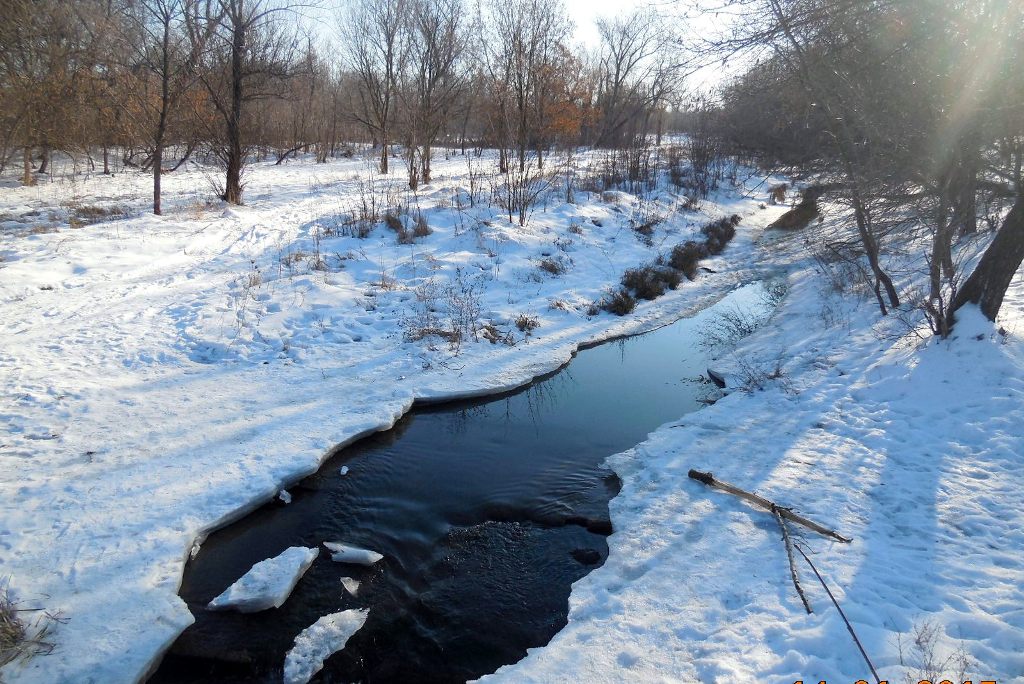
0,0 -> 681,210
3,0 -> 1021,333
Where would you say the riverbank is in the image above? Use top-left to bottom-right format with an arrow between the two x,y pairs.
486,212 -> 1024,683
0,153 -> 788,682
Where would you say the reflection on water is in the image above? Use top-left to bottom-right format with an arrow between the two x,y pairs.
152,283 -> 772,684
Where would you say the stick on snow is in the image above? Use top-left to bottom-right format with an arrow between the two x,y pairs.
772,504 -> 812,614
687,470 -> 852,543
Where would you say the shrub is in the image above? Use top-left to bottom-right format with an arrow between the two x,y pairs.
412,212 -> 432,238
383,211 -> 415,244
601,288 -> 636,316
515,313 -> 540,334
538,257 -> 567,276
669,241 -> 709,279
701,214 -> 741,255
383,211 -> 403,232
621,264 -> 682,301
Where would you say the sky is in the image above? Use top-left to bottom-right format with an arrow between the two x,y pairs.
563,0 -> 642,48
313,0 -> 731,90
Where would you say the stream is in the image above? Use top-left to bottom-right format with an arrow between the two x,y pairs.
151,281 -> 773,684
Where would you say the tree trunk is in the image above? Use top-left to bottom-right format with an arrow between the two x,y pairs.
37,145 -> 50,175
850,180 -> 900,312
406,145 -> 418,190
379,135 -> 389,174
223,9 -> 245,205
930,195 -> 953,303
421,144 -> 431,183
951,194 -> 1024,323
153,144 -> 163,215
103,144 -> 110,175
22,146 -> 35,186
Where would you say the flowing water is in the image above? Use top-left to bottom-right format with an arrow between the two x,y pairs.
152,282 -> 771,684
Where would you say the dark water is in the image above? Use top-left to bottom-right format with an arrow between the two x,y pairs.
152,283 -> 768,684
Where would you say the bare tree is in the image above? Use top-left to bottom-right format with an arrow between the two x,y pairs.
0,0 -> 106,184
481,0 -> 571,175
340,0 -> 407,174
397,0 -> 467,188
122,0 -> 220,213
592,8 -> 679,149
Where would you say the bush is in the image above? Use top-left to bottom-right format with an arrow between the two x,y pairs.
538,257 -> 568,276
383,212 -> 403,232
701,214 -> 741,255
412,212 -> 432,238
669,241 -> 709,279
515,313 -> 540,334
601,288 -> 636,316
621,264 -> 682,301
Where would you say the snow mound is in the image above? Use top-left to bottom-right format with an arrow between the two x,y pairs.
283,608 -> 369,684
323,542 -> 383,565
207,546 -> 318,612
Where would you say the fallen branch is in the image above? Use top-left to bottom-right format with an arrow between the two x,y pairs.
687,469 -> 852,543
772,504 -> 812,614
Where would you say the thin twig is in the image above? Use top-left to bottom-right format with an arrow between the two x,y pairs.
772,504 -> 812,614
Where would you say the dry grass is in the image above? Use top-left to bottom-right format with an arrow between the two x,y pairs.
600,288 -> 636,316
0,579 -> 56,669
538,257 -> 567,276
514,313 -> 540,334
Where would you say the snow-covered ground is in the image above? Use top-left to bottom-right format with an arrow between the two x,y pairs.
487,217 -> 1024,682
1,150 -> 1021,684
0,151 -> 782,683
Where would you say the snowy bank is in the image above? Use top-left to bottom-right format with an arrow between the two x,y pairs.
484,238 -> 1024,682
0,153 -> 788,682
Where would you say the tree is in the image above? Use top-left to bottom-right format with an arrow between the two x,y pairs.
481,0 -> 571,175
397,0 -> 467,188
0,0 -> 105,185
122,0 -> 220,214
592,9 -> 679,149
199,0 -> 302,204
341,0 -> 407,174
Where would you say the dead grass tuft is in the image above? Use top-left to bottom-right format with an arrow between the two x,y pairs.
0,579 -> 56,669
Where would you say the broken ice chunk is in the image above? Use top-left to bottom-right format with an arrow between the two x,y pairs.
283,608 -> 368,684
340,577 -> 360,596
207,546 -> 318,612
323,542 -> 383,565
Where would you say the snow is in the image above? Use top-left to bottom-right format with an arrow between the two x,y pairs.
323,542 -> 384,566
207,546 -> 318,613
483,219 -> 1024,682
283,608 -> 369,684
2,150 -> 773,683
0,150 -> 1020,684
278,489 -> 292,504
